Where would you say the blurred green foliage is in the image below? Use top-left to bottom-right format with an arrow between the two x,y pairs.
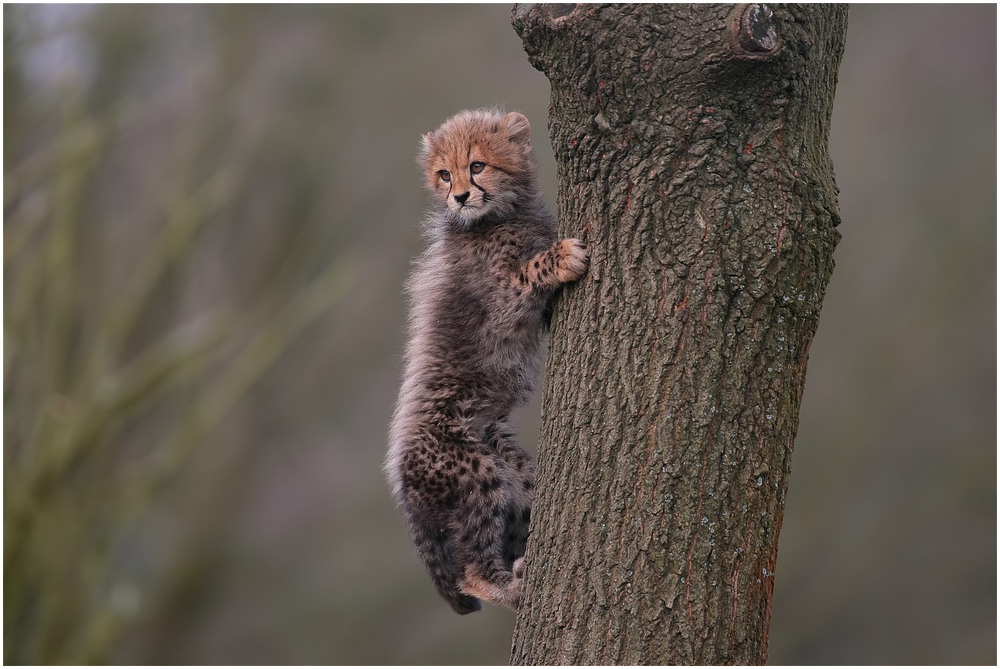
3,4 -> 995,665
4,5 -> 354,663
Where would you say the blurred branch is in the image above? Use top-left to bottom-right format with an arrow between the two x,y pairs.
93,166 -> 241,370
5,6 -> 360,664
7,309 -> 233,535
3,75 -> 353,663
123,255 -> 355,506
4,96 -> 141,211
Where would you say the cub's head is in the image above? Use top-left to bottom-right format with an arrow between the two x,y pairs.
419,109 -> 537,226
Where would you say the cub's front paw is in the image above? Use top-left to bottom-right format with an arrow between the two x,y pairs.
556,238 -> 590,284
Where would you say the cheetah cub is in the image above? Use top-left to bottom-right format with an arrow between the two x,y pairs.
386,109 -> 589,614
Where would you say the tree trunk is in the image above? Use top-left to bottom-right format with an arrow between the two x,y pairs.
509,4 -> 847,665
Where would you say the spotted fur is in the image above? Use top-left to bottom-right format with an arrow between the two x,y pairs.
386,109 -> 589,613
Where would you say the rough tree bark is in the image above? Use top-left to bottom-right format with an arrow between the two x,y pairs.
509,4 -> 847,665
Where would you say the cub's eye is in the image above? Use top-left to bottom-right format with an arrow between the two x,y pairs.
438,169 -> 451,182
470,162 -> 485,175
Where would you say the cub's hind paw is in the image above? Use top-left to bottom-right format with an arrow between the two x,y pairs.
556,238 -> 590,284
512,556 -> 526,579
460,563 -> 524,611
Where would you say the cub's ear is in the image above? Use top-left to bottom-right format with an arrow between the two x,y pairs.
500,112 -> 531,146
418,132 -> 435,166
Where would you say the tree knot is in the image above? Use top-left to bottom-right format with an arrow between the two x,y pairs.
729,4 -> 781,59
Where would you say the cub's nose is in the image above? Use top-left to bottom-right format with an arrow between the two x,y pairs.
453,191 -> 470,205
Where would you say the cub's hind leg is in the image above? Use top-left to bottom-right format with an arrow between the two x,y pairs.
397,423 -> 487,615
453,439 -> 530,611
405,503 -> 482,615
483,420 -> 534,567
453,422 -> 535,610
458,498 -> 523,611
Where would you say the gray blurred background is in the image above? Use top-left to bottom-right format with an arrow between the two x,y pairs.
3,4 -> 994,665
